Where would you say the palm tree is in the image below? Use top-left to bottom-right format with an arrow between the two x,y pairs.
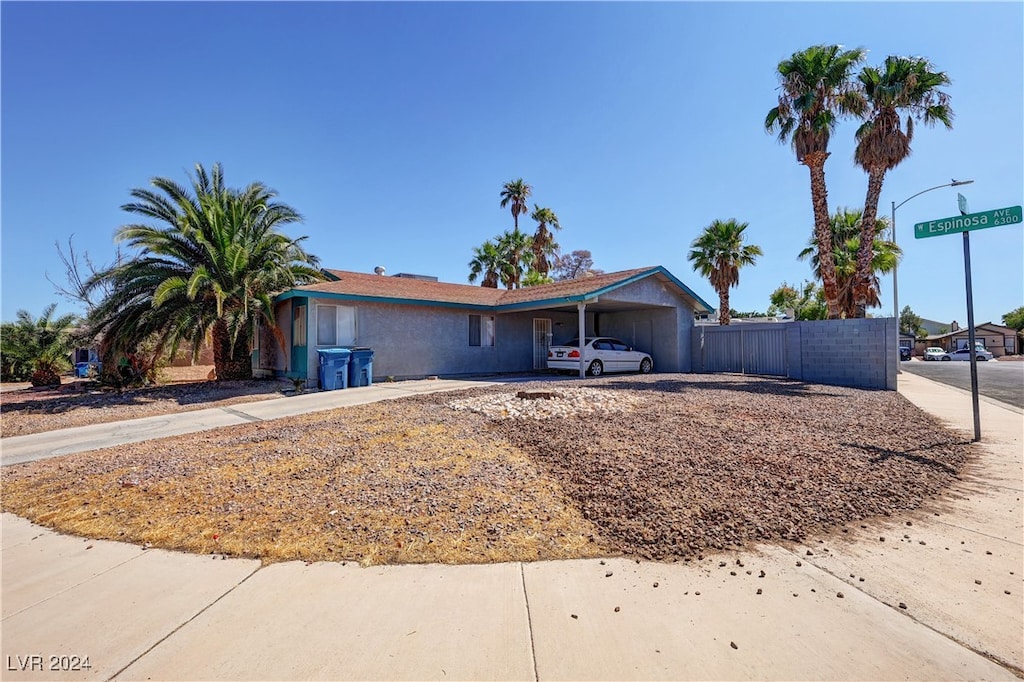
85,163 -> 323,381
798,207 -> 901,318
766,44 -> 867,319
468,239 -> 504,288
687,219 -> 762,326
0,304 -> 78,385
499,179 -> 532,230
528,205 -> 561,276
496,228 -> 534,289
851,55 -> 953,317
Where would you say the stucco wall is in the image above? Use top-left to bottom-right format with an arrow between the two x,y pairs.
597,277 -> 697,372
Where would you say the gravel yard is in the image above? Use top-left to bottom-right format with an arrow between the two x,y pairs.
0,373 -> 289,437
0,374 -> 972,566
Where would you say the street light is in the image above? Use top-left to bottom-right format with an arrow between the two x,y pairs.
891,178 -> 974,372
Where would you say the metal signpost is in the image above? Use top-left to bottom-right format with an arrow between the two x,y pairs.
914,203 -> 1023,442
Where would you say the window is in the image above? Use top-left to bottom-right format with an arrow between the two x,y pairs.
316,305 -> 356,346
469,315 -> 495,347
293,305 -> 307,346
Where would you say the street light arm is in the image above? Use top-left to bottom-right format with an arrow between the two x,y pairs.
894,179 -> 975,212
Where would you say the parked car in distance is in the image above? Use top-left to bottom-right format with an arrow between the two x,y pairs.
939,347 -> 994,361
547,337 -> 653,376
923,347 -> 946,361
899,346 -> 912,361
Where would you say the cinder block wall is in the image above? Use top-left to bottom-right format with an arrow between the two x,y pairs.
792,318 -> 896,390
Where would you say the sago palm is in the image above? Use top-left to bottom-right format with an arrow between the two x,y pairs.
687,219 -> 762,326
499,179 -> 532,230
0,304 -> 78,384
766,44 -> 866,319
529,205 -> 561,276
798,207 -> 901,318
86,163 -> 323,381
851,55 -> 953,317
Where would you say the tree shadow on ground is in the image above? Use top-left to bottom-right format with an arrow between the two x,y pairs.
842,440 -> 968,476
599,374 -> 851,399
0,379 -> 287,415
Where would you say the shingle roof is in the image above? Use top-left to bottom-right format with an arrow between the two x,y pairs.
285,266 -> 712,312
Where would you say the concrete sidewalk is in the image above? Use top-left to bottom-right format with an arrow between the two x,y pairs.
1,373 -> 1021,680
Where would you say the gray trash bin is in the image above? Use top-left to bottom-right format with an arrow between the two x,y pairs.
317,348 -> 352,390
347,348 -> 374,387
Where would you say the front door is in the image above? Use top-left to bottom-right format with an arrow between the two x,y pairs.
533,318 -> 552,369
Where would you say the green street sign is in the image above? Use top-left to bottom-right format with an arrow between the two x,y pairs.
914,205 -> 1023,239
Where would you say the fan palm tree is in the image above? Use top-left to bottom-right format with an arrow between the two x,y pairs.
798,207 -> 901,318
529,205 -> 561,276
766,44 -> 867,319
851,56 -> 953,317
687,219 -> 762,326
468,239 -> 504,288
85,163 -> 323,381
499,179 -> 532,230
0,304 -> 78,384
496,228 -> 535,289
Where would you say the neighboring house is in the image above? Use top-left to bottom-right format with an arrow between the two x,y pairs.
921,322 -> 1018,357
260,266 -> 713,386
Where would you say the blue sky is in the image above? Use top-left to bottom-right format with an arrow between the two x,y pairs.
2,1 -> 1022,328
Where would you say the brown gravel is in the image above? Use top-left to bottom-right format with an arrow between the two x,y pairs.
0,370 -> 290,437
0,373 -> 972,566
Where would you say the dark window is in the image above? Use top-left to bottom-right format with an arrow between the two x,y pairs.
469,315 -> 495,346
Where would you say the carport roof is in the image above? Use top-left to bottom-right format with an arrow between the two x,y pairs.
280,266 -> 713,313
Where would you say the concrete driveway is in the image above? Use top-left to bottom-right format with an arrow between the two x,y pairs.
901,358 -> 1024,409
1,372 -> 1021,680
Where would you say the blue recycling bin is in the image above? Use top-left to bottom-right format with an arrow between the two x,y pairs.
347,348 -> 374,387
317,348 -> 352,390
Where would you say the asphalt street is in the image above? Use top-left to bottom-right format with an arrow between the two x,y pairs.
900,359 -> 1024,408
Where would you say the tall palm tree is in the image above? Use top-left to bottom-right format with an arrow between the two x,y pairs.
766,44 -> 867,319
687,219 -> 762,326
499,179 -> 532,230
851,55 -> 953,317
85,163 -> 323,381
468,239 -> 504,288
529,205 -> 561,276
798,207 -> 901,318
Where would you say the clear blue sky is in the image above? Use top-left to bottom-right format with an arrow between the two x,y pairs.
3,1 -> 1022,328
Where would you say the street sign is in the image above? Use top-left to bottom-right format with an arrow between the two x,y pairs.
957,193 -> 968,215
914,205 -> 1023,239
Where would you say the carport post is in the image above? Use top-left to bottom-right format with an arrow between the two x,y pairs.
578,302 -> 587,378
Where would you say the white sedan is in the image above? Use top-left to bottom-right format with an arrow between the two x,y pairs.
939,347 -> 994,361
547,337 -> 653,376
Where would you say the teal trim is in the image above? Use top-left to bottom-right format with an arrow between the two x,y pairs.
291,299 -> 308,376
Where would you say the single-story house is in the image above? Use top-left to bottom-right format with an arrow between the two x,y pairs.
919,322 -> 1019,357
258,266 -> 713,386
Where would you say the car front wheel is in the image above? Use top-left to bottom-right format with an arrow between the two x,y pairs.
639,357 -> 653,374
587,360 -> 603,377
941,356 -> 951,361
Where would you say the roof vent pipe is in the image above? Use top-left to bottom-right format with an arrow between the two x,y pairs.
374,266 -> 386,276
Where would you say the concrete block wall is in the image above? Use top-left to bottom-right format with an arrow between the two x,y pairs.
793,318 -> 896,390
